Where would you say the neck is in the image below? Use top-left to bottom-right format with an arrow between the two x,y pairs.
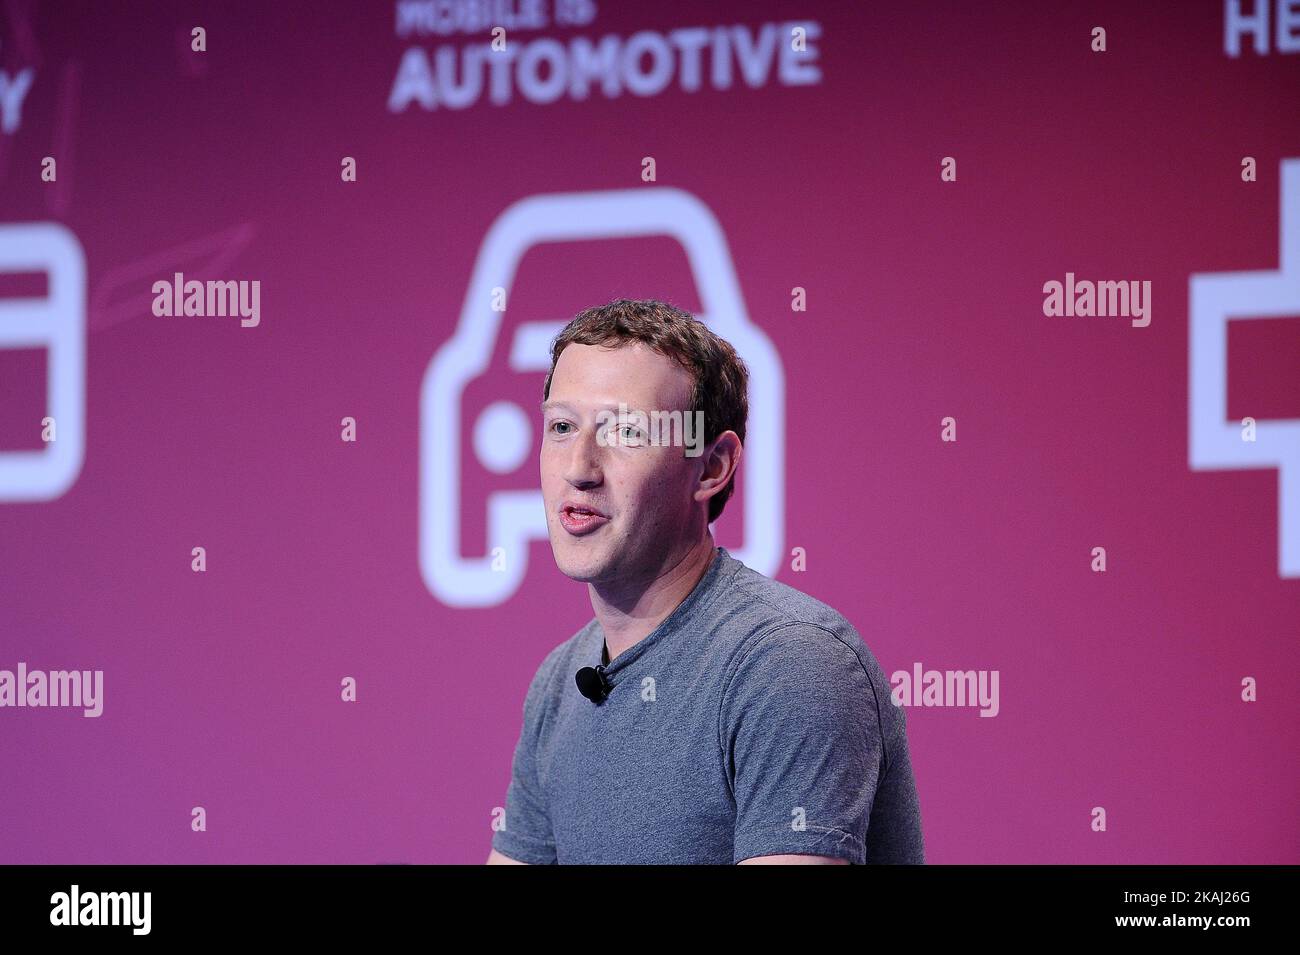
593,535 -> 717,663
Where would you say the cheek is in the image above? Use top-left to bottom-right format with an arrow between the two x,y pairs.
624,457 -> 691,507
538,449 -> 560,482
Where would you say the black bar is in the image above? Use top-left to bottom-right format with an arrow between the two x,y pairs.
0,864 -> 1288,940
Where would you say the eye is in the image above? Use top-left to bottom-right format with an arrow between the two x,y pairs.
549,420 -> 573,435
620,425 -> 644,443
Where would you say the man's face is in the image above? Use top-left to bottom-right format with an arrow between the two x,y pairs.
540,341 -> 706,588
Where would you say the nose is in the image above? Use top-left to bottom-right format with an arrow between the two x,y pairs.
562,423 -> 605,489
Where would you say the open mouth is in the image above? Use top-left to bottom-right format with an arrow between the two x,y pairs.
559,505 -> 609,536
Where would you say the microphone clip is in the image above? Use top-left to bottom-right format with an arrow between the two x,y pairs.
575,663 -> 611,703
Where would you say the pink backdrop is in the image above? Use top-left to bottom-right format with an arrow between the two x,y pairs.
1,0 -> 1297,863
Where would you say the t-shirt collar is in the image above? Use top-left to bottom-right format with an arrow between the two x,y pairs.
594,545 -> 737,679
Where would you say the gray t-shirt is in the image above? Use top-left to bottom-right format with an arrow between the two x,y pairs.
491,545 -> 925,864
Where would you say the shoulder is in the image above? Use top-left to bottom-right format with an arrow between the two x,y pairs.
719,558 -> 882,684
714,557 -> 904,753
721,620 -> 875,711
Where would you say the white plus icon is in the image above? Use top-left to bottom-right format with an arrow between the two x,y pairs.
1189,158 -> 1300,578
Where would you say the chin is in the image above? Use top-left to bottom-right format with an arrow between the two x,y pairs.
554,557 -> 601,583
549,539 -> 610,582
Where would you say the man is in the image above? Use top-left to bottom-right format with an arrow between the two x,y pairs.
487,299 -> 924,864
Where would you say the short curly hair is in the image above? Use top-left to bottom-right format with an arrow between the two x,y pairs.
542,298 -> 749,524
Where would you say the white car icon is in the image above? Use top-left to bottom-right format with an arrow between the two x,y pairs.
420,188 -> 785,607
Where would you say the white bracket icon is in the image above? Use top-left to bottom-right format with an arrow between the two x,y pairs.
419,188 -> 785,607
0,223 -> 86,502
1189,158 -> 1300,578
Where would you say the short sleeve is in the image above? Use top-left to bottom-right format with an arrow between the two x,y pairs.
721,624 -> 884,864
491,655 -> 558,864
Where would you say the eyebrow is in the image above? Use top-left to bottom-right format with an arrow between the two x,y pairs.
539,400 -> 627,414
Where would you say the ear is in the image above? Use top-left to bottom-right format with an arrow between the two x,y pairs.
694,430 -> 742,507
